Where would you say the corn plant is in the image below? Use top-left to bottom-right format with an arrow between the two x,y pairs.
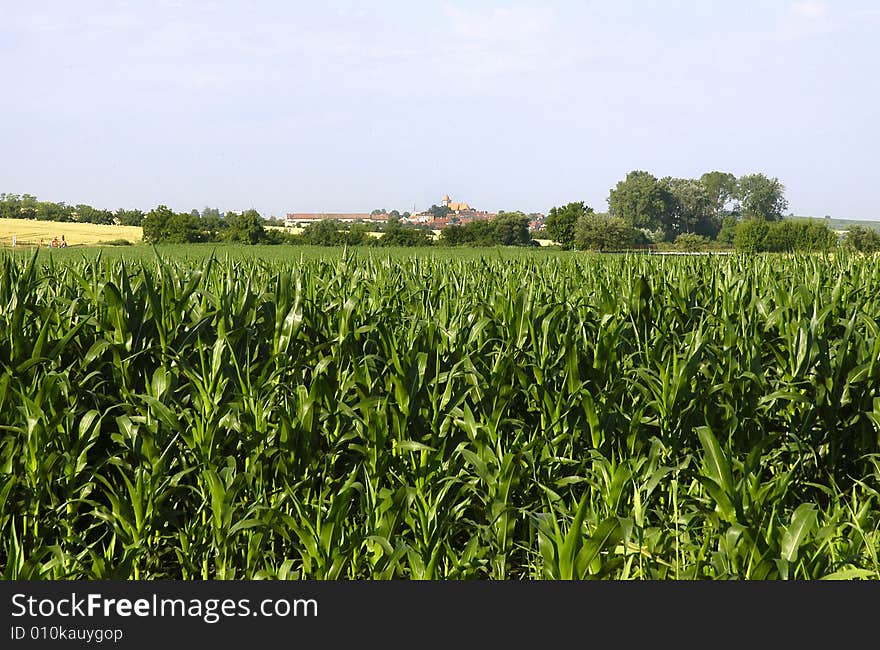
1,247 -> 880,579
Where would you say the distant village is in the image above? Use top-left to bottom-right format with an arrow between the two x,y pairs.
284,195 -> 546,232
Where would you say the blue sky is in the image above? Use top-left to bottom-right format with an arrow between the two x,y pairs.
1,1 -> 878,218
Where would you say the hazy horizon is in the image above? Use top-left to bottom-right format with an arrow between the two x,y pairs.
2,1 -> 878,219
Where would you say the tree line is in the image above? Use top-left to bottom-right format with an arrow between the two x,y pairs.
141,206 -> 271,244
0,191 -> 540,248
545,171 -> 788,250
542,170 -> 880,253
294,221 -> 433,247
5,185 -> 878,252
0,193 -> 144,226
293,212 -> 536,248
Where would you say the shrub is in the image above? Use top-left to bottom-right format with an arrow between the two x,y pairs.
735,219 -> 837,253
844,226 -> 880,253
673,233 -> 710,252
575,213 -> 644,251
378,223 -> 434,247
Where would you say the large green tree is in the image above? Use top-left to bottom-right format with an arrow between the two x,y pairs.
738,173 -> 788,221
225,209 -> 266,244
165,212 -> 202,243
607,171 -> 671,238
114,208 -> 144,226
74,204 -> 113,225
35,201 -> 73,222
141,205 -> 174,243
661,177 -> 716,238
700,171 -> 739,219
545,201 -> 591,249
491,212 -> 532,246
142,205 -> 202,243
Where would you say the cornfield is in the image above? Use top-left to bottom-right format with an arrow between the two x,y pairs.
2,248 -> 880,579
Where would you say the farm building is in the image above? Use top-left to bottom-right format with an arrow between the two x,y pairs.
284,212 -> 389,227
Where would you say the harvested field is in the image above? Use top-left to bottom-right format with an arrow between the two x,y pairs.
0,218 -> 143,247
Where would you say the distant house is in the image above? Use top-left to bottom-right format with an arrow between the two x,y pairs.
402,195 -> 498,229
284,212 -> 388,227
528,214 -> 546,232
402,212 -> 435,225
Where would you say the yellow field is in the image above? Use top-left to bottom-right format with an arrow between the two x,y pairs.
0,219 -> 143,247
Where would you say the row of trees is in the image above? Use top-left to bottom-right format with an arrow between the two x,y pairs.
142,206 -> 268,244
371,208 -> 411,222
291,213 -> 537,248
0,193 -> 145,226
9,186 -> 878,253
295,221 -> 433,247
733,219 -> 838,253
545,171 -> 790,249
440,213 -> 534,246
554,210 -> 879,254
608,170 -> 788,240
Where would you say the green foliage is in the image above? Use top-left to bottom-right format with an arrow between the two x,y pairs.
114,209 -> 145,227
700,171 -> 739,219
490,212 -> 532,246
441,222 -> 492,246
345,224 -> 373,246
575,213 -> 645,251
545,202 -> 591,249
142,206 -> 204,244
716,215 -> 739,246
733,219 -> 771,252
607,171 -> 671,236
97,239 -> 134,246
428,204 -> 451,219
2,250 -> 880,579
603,170 -> 791,243
263,229 -> 300,245
224,209 -> 266,244
301,220 -> 347,246
35,201 -> 74,222
673,233 -> 710,251
844,226 -> 880,253
0,193 -> 143,226
297,221 -> 429,247
141,205 -> 174,243
74,204 -> 114,225
440,214 -> 532,247
662,177 -> 718,239
378,223 -> 433,247
738,173 -> 789,221
734,219 -> 837,253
